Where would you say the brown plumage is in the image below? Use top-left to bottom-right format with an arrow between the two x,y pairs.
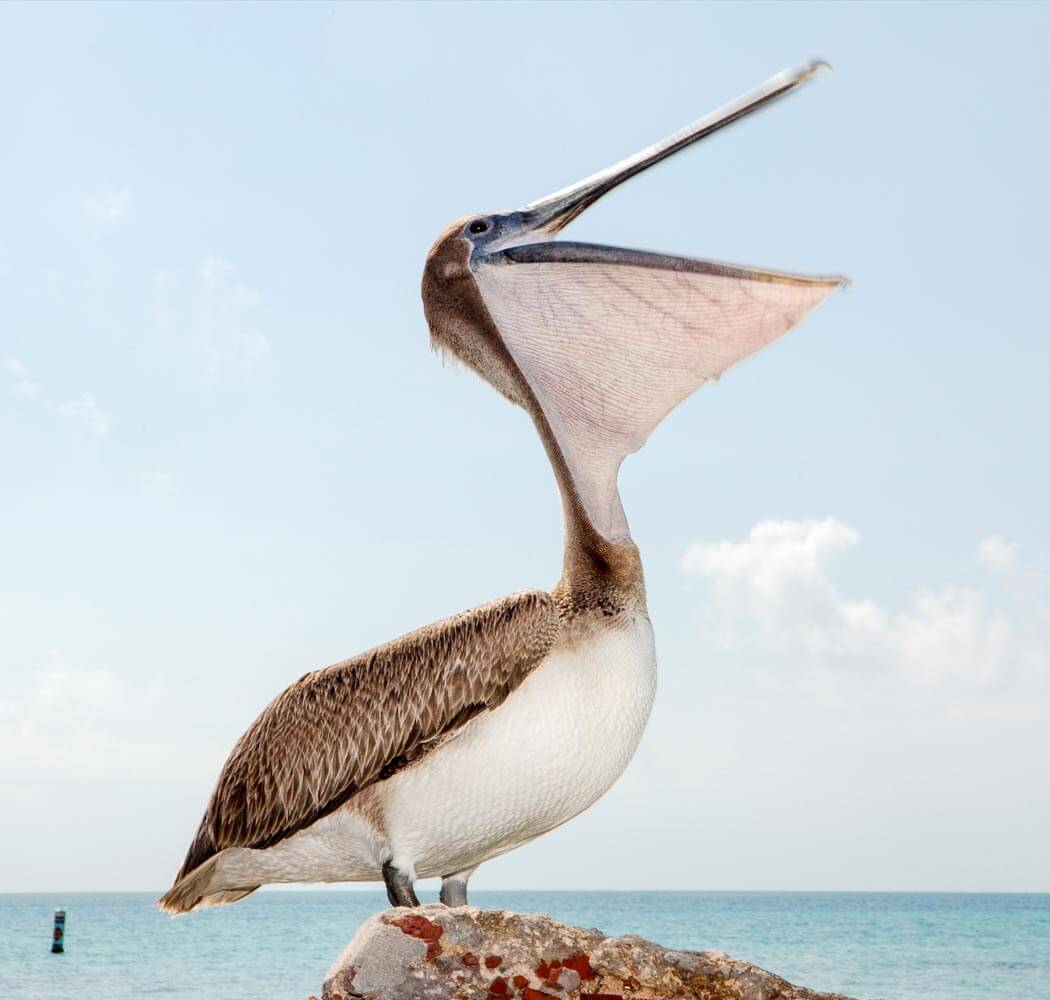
161,590 -> 558,910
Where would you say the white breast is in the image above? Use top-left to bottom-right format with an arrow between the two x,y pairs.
380,609 -> 657,878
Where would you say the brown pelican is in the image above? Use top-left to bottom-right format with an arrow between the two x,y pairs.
159,60 -> 845,914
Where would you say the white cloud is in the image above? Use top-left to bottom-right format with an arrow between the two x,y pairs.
201,332 -> 272,377
233,330 -> 271,364
58,392 -> 110,435
681,518 -> 1045,687
978,535 -> 1016,573
195,257 -> 269,378
232,283 -> 263,307
13,379 -> 41,398
199,258 -> 262,306
5,356 -> 41,398
88,188 -> 132,222
6,359 -> 114,434
683,518 -> 860,631
200,256 -> 234,285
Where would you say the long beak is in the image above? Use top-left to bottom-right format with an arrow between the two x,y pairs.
521,59 -> 831,235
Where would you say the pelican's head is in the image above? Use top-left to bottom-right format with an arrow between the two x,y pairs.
422,60 -> 846,544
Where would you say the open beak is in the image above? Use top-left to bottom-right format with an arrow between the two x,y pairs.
520,59 -> 831,236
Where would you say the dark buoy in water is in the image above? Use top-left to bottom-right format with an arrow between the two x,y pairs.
51,908 -> 65,954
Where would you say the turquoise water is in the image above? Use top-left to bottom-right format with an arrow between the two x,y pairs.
2,891 -> 1047,999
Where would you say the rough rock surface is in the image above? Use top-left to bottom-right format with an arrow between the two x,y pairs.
318,905 -> 861,1000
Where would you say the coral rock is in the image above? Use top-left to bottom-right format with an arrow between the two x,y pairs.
322,905 -> 862,1000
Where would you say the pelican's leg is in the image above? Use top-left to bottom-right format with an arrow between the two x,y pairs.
439,865 -> 478,907
382,859 -> 420,908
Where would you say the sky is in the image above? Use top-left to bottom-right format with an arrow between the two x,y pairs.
1,1 -> 1048,895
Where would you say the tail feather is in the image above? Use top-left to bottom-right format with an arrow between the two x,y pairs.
195,887 -> 259,909
156,855 -> 259,915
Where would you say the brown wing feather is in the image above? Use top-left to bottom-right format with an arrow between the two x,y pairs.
175,589 -> 559,881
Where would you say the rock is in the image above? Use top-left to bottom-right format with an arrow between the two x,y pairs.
321,905 -> 861,1000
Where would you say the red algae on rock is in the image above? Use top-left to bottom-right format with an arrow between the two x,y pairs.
389,913 -> 443,959
562,953 -> 594,980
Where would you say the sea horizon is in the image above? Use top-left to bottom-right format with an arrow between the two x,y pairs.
3,889 -> 1047,1000
6,886 -> 1050,898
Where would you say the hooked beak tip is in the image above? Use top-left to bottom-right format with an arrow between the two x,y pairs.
523,58 -> 835,238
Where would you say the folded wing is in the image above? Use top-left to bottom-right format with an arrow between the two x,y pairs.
169,590 -> 559,886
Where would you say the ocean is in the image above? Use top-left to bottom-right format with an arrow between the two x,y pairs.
1,891 -> 1047,1000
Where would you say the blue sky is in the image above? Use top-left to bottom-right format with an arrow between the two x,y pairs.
2,1 -> 1048,893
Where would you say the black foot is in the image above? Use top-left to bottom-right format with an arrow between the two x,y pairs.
382,859 -> 420,907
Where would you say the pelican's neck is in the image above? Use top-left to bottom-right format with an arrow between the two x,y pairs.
526,403 -> 644,601
421,236 -> 643,598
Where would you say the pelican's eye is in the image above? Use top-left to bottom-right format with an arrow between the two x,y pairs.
468,219 -> 489,235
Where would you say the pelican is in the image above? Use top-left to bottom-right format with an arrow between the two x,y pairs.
159,60 -> 845,914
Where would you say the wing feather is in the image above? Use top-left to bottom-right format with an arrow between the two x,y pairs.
175,589 -> 559,881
